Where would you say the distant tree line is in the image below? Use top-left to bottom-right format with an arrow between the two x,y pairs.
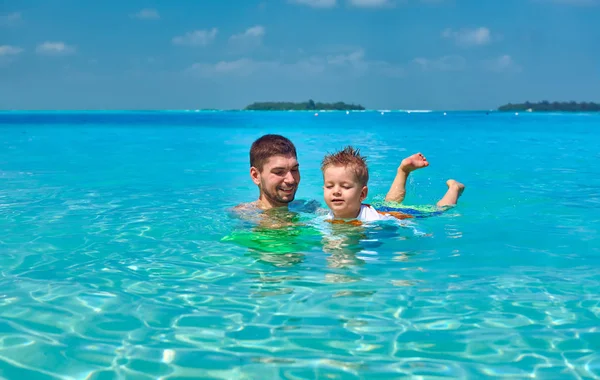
498,101 -> 600,112
244,99 -> 365,111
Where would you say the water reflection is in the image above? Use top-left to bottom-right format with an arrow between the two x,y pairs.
322,222 -> 375,268
224,206 -> 426,270
223,208 -> 320,267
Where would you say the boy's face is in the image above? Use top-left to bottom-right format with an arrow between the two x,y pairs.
323,165 -> 367,219
251,154 -> 300,207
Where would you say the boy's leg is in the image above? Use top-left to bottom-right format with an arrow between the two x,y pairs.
436,179 -> 465,207
385,153 -> 429,203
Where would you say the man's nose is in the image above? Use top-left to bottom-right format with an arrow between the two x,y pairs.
333,186 -> 341,196
284,171 -> 296,183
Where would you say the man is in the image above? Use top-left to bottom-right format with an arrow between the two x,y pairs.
236,134 -> 301,211
233,134 -> 317,231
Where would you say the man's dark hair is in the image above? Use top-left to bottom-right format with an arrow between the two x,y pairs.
250,134 -> 297,171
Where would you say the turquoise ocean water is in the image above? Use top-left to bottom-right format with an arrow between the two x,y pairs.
1,111 -> 599,379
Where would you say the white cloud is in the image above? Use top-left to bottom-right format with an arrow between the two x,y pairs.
0,12 -> 21,26
231,25 -> 265,40
323,48 -> 403,77
348,0 -> 392,7
187,48 -> 403,78
172,28 -> 218,46
290,0 -> 337,8
188,58 -> 333,78
326,49 -> 365,65
36,42 -> 76,55
413,55 -> 466,71
132,8 -> 160,20
442,27 -> 491,47
485,55 -> 522,73
0,45 -> 23,56
214,59 -> 257,73
188,59 -> 273,77
189,59 -> 275,77
229,26 -> 266,49
374,61 -> 405,77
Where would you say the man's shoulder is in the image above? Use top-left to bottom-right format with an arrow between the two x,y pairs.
289,199 -> 322,213
230,202 -> 262,222
233,201 -> 258,212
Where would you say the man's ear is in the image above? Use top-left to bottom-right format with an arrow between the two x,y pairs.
360,186 -> 368,202
250,166 -> 261,186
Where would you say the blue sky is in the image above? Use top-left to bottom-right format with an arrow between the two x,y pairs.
1,0 -> 599,110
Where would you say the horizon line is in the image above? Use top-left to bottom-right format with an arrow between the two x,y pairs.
0,108 -> 497,112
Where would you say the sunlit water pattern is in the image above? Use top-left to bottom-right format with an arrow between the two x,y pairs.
1,111 -> 599,379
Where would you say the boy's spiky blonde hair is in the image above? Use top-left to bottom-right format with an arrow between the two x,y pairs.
321,146 -> 369,186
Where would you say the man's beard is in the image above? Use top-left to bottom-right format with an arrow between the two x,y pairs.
262,186 -> 296,205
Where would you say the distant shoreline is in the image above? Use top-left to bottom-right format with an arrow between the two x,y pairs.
2,103 -> 600,113
244,100 -> 365,111
2,109 -> 600,113
498,101 -> 600,112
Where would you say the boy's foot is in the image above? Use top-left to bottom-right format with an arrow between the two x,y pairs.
436,179 -> 465,207
400,153 -> 429,173
446,179 -> 465,196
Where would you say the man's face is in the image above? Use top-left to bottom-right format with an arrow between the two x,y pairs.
251,154 -> 300,207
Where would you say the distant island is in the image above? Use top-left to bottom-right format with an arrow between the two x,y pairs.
244,99 -> 365,111
498,101 -> 600,112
